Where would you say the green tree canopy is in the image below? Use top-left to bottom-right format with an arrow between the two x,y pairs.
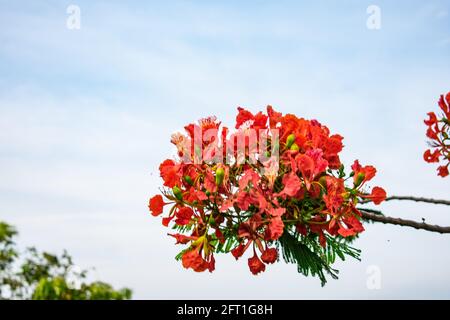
0,221 -> 131,300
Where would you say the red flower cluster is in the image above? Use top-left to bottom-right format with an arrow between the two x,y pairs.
424,92 -> 450,177
148,106 -> 386,275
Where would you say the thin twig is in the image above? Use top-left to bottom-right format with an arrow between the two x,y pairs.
386,196 -> 450,205
360,195 -> 450,205
360,210 -> 450,234
356,207 -> 383,215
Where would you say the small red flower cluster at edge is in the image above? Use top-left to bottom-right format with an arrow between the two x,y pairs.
148,106 -> 387,275
423,92 -> 450,177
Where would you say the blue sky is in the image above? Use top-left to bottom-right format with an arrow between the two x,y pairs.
1,0 -> 450,298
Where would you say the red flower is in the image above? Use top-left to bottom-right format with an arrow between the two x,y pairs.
235,107 -> 268,130
438,165 -> 449,177
277,172 -> 302,197
351,160 -> 376,186
295,155 -> 313,183
267,105 -> 282,128
208,255 -> 216,272
424,112 -> 438,126
162,215 -> 174,227
438,93 -> 450,118
235,107 -> 254,128
267,207 -> 286,217
261,248 -> 278,264
337,216 -> 365,237
322,134 -> 344,169
236,191 -> 253,211
185,187 -> 208,203
423,149 -> 440,163
426,126 -> 439,140
324,134 -> 344,154
150,105 -> 389,276
168,233 -> 195,244
296,149 -> 328,190
236,169 -> 267,211
238,169 -> 260,190
231,243 -> 247,260
323,176 -> 345,211
363,186 -> 387,205
248,251 -> 266,275
149,195 -> 166,216
159,159 -> 181,187
237,217 -> 264,240
175,207 -> 194,225
182,249 -> 208,272
204,169 -> 218,193
267,217 -> 284,240
423,92 -> 450,178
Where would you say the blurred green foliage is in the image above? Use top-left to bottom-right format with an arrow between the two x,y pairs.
0,221 -> 132,300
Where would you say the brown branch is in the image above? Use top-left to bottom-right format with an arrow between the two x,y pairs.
385,196 -> 450,205
361,195 -> 450,205
360,210 -> 450,234
357,207 -> 383,215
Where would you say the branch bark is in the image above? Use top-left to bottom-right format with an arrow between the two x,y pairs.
360,210 -> 450,234
385,196 -> 450,205
361,195 -> 450,205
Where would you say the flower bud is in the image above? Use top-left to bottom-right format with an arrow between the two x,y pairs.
354,172 -> 365,187
286,133 -> 296,148
318,176 -> 327,188
215,167 -> 225,186
172,186 -> 183,201
290,143 -> 299,151
184,175 -> 193,186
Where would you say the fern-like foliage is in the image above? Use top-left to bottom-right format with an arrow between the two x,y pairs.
276,228 -> 361,286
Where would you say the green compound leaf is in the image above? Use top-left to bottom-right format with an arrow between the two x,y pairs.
277,229 -> 361,286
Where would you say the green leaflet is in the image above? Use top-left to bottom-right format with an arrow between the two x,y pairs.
175,247 -> 191,261
276,229 -> 361,286
215,235 -> 239,254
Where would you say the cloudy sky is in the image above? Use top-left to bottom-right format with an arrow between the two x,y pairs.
1,0 -> 449,299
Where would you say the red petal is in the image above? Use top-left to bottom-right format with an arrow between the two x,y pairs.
248,253 -> 266,275
261,248 -> 278,264
149,195 -> 165,216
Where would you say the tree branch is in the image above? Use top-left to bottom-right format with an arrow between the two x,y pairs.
386,196 -> 450,205
360,210 -> 450,234
361,195 -> 450,205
